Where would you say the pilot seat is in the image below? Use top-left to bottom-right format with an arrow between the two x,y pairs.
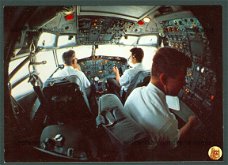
122,70 -> 150,103
36,75 -> 100,161
42,75 -> 93,125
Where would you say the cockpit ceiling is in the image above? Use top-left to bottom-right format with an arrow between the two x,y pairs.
78,6 -> 159,21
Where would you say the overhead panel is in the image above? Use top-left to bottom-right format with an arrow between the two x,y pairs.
77,6 -> 160,45
78,16 -> 136,45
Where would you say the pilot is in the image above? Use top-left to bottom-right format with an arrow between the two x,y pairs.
107,47 -> 145,98
123,47 -> 199,150
52,50 -> 91,90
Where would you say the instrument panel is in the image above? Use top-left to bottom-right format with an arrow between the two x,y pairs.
78,55 -> 128,83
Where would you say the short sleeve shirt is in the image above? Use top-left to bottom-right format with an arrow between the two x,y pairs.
52,66 -> 91,90
123,83 -> 180,149
119,63 -> 145,91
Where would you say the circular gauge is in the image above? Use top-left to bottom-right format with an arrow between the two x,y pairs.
94,76 -> 99,81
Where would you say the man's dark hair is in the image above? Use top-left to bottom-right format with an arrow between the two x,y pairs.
152,47 -> 192,78
62,50 -> 75,65
130,47 -> 144,62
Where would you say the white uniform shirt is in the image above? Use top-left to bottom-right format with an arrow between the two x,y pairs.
119,63 -> 145,91
123,83 -> 180,149
52,66 -> 91,90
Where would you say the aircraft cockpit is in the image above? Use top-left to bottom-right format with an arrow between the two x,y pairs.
4,4 -> 223,162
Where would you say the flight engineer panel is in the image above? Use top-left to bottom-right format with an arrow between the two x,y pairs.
158,16 -> 217,122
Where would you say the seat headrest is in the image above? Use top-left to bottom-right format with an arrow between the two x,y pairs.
135,71 -> 150,81
96,94 -> 149,145
98,94 -> 124,114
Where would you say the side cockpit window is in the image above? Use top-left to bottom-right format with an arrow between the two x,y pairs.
37,32 -> 56,49
9,57 -> 33,98
35,51 -> 57,82
9,50 -> 57,98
